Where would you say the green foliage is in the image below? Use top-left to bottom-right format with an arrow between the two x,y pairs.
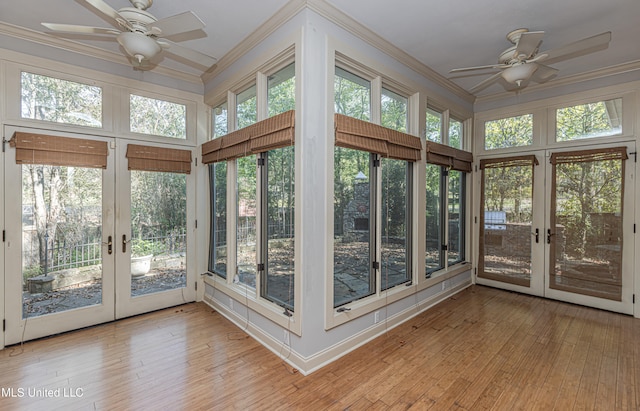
334,68 -> 370,120
426,109 -> 442,143
131,170 -> 187,241
237,85 -> 257,129
131,239 -> 155,257
23,265 -> 43,282
21,72 -> 102,127
557,99 -> 621,141
485,114 -> 533,149
130,94 -> 186,138
268,63 -> 295,116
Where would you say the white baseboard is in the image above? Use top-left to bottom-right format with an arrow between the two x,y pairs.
203,279 -> 471,375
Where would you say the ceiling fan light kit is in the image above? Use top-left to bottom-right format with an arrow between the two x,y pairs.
117,31 -> 161,63
501,63 -> 538,87
41,0 -> 216,70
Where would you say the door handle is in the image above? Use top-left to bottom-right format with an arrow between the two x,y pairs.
547,229 -> 555,244
122,234 -> 130,253
102,235 -> 113,255
533,228 -> 539,244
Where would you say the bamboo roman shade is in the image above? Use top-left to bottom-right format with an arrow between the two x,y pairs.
425,141 -> 473,172
334,113 -> 422,162
201,110 -> 295,164
480,155 -> 539,170
10,132 -> 108,168
126,144 -> 192,174
549,146 -> 628,164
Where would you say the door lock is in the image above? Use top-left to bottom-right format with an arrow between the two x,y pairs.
102,235 -> 113,255
122,234 -> 131,253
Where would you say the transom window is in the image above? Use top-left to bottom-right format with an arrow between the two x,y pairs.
556,98 -> 622,141
21,71 -> 102,128
484,114 -> 533,150
130,94 -> 186,139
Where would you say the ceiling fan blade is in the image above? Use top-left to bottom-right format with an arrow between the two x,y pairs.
151,11 -> 205,37
515,31 -> 544,59
530,64 -> 559,83
42,22 -> 120,35
83,0 -> 132,31
469,72 -> 503,94
158,39 -> 217,68
449,64 -> 507,73
543,31 -> 611,65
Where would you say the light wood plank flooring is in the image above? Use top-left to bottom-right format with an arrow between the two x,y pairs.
0,285 -> 638,410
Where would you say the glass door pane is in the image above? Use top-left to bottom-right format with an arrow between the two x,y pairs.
550,151 -> 624,300
21,165 -> 104,317
479,158 -> 536,287
130,171 -> 187,297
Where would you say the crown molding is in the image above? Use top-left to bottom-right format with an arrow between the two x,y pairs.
0,21 -> 203,85
201,0 -> 474,104
474,60 -> 640,106
201,0 -> 308,84
304,0 -> 474,104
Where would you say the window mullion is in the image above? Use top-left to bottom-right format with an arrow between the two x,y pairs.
372,154 -> 382,294
441,166 -> 449,269
258,152 -> 268,298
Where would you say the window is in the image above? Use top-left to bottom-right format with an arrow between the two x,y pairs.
556,98 -> 622,141
425,164 -> 444,274
334,67 -> 370,121
209,162 -> 227,278
426,108 -> 442,143
334,148 -> 374,306
380,88 -> 411,291
213,101 -> 228,139
130,94 -> 186,138
208,101 -> 229,279
484,114 -> 533,150
424,122 -> 471,276
268,63 -> 295,116
381,88 -> 408,133
333,69 -> 416,307
449,118 -> 463,149
21,72 -> 102,127
237,85 -> 257,129
205,63 -> 296,313
447,170 -> 465,265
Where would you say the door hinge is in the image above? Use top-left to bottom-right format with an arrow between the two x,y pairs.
634,224 -> 636,234
2,319 -> 5,332
474,216 -> 478,224
195,157 -> 198,167
2,230 -> 5,242
257,158 -> 265,166
195,219 -> 198,229
633,294 -> 635,304
441,244 -> 448,251
373,158 -> 381,167
257,263 -> 265,272
442,168 -> 449,177
372,261 -> 380,270
195,282 -> 198,291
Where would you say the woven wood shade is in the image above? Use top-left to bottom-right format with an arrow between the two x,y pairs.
550,146 -> 628,164
425,141 -> 473,172
334,114 -> 422,161
10,132 -> 108,168
201,110 -> 294,164
480,155 -> 539,169
126,144 -> 192,174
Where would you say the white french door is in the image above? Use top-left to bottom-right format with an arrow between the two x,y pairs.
114,141 -> 196,319
477,142 -> 635,315
3,127 -> 195,345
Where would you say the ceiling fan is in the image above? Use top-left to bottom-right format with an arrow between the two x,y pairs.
42,0 -> 217,70
449,28 -> 611,94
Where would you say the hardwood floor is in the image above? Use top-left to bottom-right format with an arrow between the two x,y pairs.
0,285 -> 638,410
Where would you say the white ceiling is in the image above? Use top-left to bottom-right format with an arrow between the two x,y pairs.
1,0 -> 639,98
